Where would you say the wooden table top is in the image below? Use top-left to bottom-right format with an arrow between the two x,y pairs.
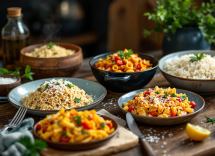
1,57 -> 215,156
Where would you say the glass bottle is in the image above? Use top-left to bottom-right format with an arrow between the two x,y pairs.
1,7 -> 30,70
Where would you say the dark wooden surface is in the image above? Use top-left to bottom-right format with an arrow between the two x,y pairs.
1,57 -> 215,156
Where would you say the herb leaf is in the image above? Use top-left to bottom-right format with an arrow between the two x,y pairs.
53,52 -> 57,55
180,95 -> 187,101
190,53 -> 206,62
56,82 -> 60,85
37,88 -> 41,91
35,106 -> 40,109
82,131 -> 89,135
162,92 -> 168,98
47,41 -> 55,49
45,84 -> 49,89
75,97 -> 81,103
124,49 -> 133,59
205,116 -> 215,124
84,102 -> 88,105
117,50 -> 124,58
171,93 -> 178,97
155,91 -> 160,94
74,116 -> 81,125
62,131 -> 67,137
100,123 -> 106,128
66,84 -> 73,88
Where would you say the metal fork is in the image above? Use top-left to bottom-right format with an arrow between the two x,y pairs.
0,107 -> 27,132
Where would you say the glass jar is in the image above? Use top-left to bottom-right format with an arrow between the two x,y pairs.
1,7 -> 30,70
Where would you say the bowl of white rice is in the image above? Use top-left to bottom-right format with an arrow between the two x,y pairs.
159,50 -> 215,93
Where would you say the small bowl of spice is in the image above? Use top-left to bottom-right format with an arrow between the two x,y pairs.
0,75 -> 21,96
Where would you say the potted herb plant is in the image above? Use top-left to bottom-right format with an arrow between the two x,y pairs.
143,0 -> 215,55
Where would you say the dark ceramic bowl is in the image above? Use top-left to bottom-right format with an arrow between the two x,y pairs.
33,115 -> 119,151
89,52 -> 158,93
118,88 -> 205,126
0,75 -> 21,96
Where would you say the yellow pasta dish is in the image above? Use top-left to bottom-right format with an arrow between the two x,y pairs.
25,42 -> 75,58
123,86 -> 196,117
21,79 -> 93,110
36,109 -> 115,143
94,49 -> 152,72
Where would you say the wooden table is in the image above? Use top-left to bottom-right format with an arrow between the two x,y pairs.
1,57 -> 215,156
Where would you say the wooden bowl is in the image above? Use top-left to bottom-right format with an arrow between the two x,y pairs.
0,75 -> 21,96
33,115 -> 119,151
20,43 -> 83,79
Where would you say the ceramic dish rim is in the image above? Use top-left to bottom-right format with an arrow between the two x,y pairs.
89,52 -> 159,74
159,50 -> 215,81
20,43 -> 82,60
117,88 -> 205,119
33,115 -> 119,145
8,78 -> 107,112
0,75 -> 21,86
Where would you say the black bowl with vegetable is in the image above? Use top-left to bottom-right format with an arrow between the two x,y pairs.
89,52 -> 158,93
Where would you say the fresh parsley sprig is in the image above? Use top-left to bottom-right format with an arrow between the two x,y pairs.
75,97 -> 81,103
47,41 -> 55,49
0,65 -> 34,80
171,93 -> 177,97
205,116 -> 215,124
117,49 -> 133,59
190,53 -> 206,62
162,92 -> 168,98
18,136 -> 47,156
180,95 -> 187,101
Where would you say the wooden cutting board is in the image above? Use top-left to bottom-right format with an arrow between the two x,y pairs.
40,126 -> 138,156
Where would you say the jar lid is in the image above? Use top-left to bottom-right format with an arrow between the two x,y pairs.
7,7 -> 22,17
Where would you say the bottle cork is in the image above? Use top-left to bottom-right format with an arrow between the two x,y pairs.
7,7 -> 22,17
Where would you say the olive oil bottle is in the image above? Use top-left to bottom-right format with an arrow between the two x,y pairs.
1,7 -> 30,70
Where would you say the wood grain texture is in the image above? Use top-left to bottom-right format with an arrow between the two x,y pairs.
1,59 -> 215,156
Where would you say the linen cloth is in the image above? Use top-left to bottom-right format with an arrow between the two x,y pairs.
0,118 -> 34,156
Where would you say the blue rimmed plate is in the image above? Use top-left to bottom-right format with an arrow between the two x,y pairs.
118,88 -> 205,126
8,78 -> 107,117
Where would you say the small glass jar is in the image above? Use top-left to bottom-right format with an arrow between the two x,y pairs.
1,7 -> 30,70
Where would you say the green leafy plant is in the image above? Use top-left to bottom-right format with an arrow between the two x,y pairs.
0,65 -> 34,80
18,136 -> 47,156
143,0 -> 215,44
189,53 -> 206,62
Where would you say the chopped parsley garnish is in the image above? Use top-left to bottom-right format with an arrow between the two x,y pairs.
205,116 -> 215,124
117,50 -> 124,58
47,117 -> 52,122
37,55 -> 39,58
176,109 -> 178,111
180,95 -> 187,101
171,93 -> 177,97
162,92 -> 168,98
104,56 -> 107,59
45,84 -> 49,89
56,82 -> 60,85
82,131 -> 89,135
47,41 -> 55,49
37,88 -> 42,91
100,123 -> 106,128
33,49 -> 35,51
84,102 -> 88,105
73,116 -> 81,125
75,97 -> 81,103
109,55 -> 112,58
72,83 -> 75,85
189,53 -> 206,62
112,62 -> 116,65
53,52 -> 57,55
62,131 -> 67,137
66,84 -> 73,88
56,122 -> 60,126
124,49 -> 133,59
138,60 -> 141,63
35,106 -> 40,109
155,91 -> 160,94
72,127 -> 75,129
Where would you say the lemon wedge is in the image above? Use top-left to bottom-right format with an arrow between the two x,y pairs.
186,123 -> 211,141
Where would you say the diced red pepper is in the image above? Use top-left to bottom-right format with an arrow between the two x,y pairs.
42,126 -> 48,133
115,56 -> 121,61
128,106 -> 135,112
150,111 -> 157,117
88,114 -> 93,120
135,69 -> 140,72
190,101 -> 196,108
133,94 -> 139,99
176,97 -> 182,102
36,124 -> 41,130
82,122 -> 92,129
171,112 -> 176,117
107,123 -> 113,129
117,60 -> 123,66
60,136 -> 70,142
144,88 -> 153,97
137,63 -> 142,70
